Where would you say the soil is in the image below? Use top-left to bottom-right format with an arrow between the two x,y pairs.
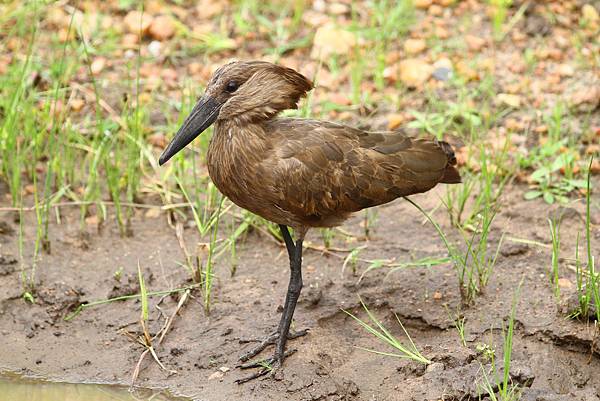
1,182 -> 600,401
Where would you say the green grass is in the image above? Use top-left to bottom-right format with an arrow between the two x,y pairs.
477,281 -> 523,400
344,298 -> 431,364
406,196 -> 503,304
570,159 -> 600,322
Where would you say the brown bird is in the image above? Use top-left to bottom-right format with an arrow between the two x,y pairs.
159,60 -> 460,382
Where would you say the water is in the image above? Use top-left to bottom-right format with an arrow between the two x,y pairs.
0,373 -> 187,401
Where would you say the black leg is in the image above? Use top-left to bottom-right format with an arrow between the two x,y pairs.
274,225 -> 304,360
235,225 -> 306,384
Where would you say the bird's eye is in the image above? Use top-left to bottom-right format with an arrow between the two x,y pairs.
225,81 -> 239,93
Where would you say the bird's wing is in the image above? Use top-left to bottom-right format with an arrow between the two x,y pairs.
261,118 -> 457,221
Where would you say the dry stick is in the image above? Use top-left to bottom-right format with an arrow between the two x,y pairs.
130,290 -> 190,388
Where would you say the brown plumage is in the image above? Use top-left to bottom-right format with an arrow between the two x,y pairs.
159,60 -> 460,382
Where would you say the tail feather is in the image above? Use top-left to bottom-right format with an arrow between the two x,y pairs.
438,140 -> 461,184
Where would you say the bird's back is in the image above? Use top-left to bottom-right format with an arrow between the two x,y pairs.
259,118 -> 460,228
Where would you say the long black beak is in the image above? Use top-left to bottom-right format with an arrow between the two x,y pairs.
159,96 -> 221,165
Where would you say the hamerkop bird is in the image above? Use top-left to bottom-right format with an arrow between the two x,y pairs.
159,60 -> 461,382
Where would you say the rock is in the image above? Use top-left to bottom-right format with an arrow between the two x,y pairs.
434,26 -> 449,39
557,278 -> 573,289
328,2 -> 349,15
90,57 -> 106,75
570,86 -> 600,112
123,11 -> 153,35
429,4 -> 443,16
465,34 -> 485,51
403,38 -> 427,55
387,113 -> 404,130
557,63 -> 574,77
432,58 -> 453,81
311,24 -> 356,59
582,4 -> 599,23
432,67 -> 452,81
207,371 -> 224,380
122,33 -> 139,49
148,15 -> 176,41
497,93 -> 522,108
85,215 -> 99,226
147,40 -> 162,57
70,98 -> 85,112
399,59 -> 433,87
145,208 -> 161,219
426,362 -> 445,373
414,0 -> 433,9
500,242 -> 529,257
196,0 -> 225,19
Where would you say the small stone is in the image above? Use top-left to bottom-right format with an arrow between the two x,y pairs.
557,278 -> 573,289
433,291 -> 443,300
586,144 -> 600,155
85,215 -> 99,226
403,38 -> 427,55
123,11 -> 153,35
426,362 -> 445,373
399,58 -> 433,88
148,15 -> 176,41
196,0 -> 225,19
414,0 -> 433,9
311,24 -> 356,59
328,3 -> 349,14
147,41 -> 162,57
582,4 -> 599,23
429,4 -> 443,16
570,86 -> 600,112
90,57 -> 106,75
24,184 -> 35,195
434,26 -> 449,39
122,33 -> 139,48
557,64 -> 574,77
465,34 -> 485,51
145,208 -> 161,219
207,371 -> 224,380
387,113 -> 404,130
432,67 -> 452,81
70,98 -> 85,112
218,366 -> 230,373
497,93 -> 522,108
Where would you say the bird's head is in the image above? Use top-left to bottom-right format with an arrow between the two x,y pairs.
159,60 -> 313,165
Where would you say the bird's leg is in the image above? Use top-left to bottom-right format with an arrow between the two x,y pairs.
236,225 -> 306,383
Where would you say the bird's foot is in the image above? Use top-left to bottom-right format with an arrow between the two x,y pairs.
238,328 -> 308,362
235,349 -> 296,384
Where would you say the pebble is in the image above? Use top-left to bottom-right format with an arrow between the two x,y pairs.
148,15 -> 176,41
414,0 -> 433,9
404,38 -> 427,55
387,113 -> 404,130
497,93 -> 522,108
311,24 -> 356,59
147,40 -> 162,57
399,59 -> 433,87
123,11 -> 153,34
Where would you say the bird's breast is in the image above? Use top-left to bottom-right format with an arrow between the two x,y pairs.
206,125 -> 276,216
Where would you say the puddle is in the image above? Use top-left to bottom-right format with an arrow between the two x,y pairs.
0,372 -> 188,401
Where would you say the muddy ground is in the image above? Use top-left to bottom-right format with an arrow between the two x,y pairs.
1,180 -> 600,401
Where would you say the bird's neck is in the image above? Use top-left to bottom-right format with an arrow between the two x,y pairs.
210,119 -> 271,153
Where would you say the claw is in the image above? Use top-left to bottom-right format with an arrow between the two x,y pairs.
235,350 -> 295,384
238,328 -> 308,362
